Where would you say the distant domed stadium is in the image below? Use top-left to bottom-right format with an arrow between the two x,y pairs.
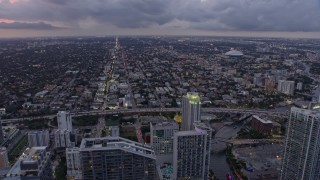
225,50 -> 244,56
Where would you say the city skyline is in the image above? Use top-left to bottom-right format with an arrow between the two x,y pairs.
1,35 -> 320,179
1,0 -> 320,38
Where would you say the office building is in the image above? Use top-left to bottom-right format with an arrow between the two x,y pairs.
277,80 -> 295,95
0,108 -> 5,116
79,137 -> 158,180
28,130 -> 50,147
265,78 -> 275,93
66,147 -> 82,180
296,82 -> 303,90
251,115 -> 273,135
173,123 -> 212,180
0,147 -> 9,168
181,92 -> 201,131
109,126 -> 119,137
150,121 -> 179,156
6,147 -> 52,179
57,111 -> 72,131
54,129 -> 74,148
280,107 -> 320,180
253,77 -> 263,87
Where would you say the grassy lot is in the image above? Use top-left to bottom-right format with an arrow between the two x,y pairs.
54,157 -> 67,180
23,119 -> 49,129
73,115 -> 99,126
8,135 -> 28,163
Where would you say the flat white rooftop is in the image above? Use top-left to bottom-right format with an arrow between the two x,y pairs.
253,115 -> 272,124
79,136 -> 155,159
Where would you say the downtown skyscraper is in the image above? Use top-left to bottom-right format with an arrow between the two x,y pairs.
28,130 -> 50,147
277,80 -> 295,95
57,111 -> 73,131
181,92 -> 201,131
55,111 -> 74,148
280,107 -> 320,180
150,121 -> 179,156
79,137 -> 158,180
173,122 -> 212,180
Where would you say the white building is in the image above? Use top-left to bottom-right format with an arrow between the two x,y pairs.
296,82 -> 303,90
57,111 -> 73,131
0,147 -> 9,168
280,107 -> 320,180
181,92 -> 201,131
66,147 -> 82,180
150,121 -> 179,156
54,129 -> 74,148
173,122 -> 212,179
110,126 -> 119,137
253,77 -> 263,87
277,80 -> 295,95
0,108 -> 5,116
28,130 -> 50,147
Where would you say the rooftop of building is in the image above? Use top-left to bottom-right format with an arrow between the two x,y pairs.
57,110 -> 70,115
157,162 -> 174,180
185,92 -> 201,104
291,106 -> 320,117
194,122 -> 213,134
6,146 -> 49,177
66,147 -> 80,152
252,115 -> 273,124
225,50 -> 244,56
278,80 -> 295,83
79,136 -> 155,159
174,130 -> 203,137
28,130 -> 49,134
55,129 -> 71,133
151,121 -> 179,128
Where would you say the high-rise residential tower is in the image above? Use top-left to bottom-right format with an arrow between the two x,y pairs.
66,147 -> 82,180
265,78 -> 275,93
0,147 -> 9,168
181,92 -> 201,131
79,137 -> 158,180
173,122 -> 212,180
280,107 -> 320,180
57,111 -> 73,131
150,121 -> 179,156
28,130 -> 50,147
54,129 -> 74,148
277,80 -> 295,95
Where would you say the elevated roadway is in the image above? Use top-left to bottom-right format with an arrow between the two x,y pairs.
1,107 -> 288,124
213,137 -> 284,145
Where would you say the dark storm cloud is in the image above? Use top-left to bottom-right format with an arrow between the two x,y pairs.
1,0 -> 320,31
174,0 -> 320,31
0,21 -> 62,29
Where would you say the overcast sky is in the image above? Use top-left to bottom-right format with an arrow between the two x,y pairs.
1,0 -> 320,38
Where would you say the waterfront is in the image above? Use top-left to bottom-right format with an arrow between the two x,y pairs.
211,124 -> 242,179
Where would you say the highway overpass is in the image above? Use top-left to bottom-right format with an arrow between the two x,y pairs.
1,107 -> 288,124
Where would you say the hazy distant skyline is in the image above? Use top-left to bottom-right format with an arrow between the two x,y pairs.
1,0 -> 320,38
